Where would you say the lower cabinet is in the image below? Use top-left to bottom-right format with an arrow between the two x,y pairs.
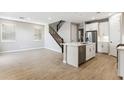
98,42 -> 109,53
86,44 -> 96,61
117,46 -> 124,79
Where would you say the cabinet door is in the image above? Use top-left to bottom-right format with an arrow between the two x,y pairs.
98,42 -> 102,52
102,42 -> 109,53
86,45 -> 91,60
99,22 -> 109,42
91,23 -> 98,31
86,45 -> 94,60
86,24 -> 91,31
109,43 -> 118,56
89,46 -> 92,59
118,51 -> 124,76
92,44 -> 96,57
86,23 -> 98,31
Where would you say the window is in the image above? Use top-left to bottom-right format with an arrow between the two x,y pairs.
1,23 -> 16,42
34,26 -> 44,41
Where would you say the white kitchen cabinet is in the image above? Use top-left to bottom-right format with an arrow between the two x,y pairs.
86,43 -> 96,61
117,46 -> 124,79
98,22 -> 109,54
86,23 -> 98,31
63,42 -> 95,68
98,42 -> 109,53
92,44 -> 96,57
86,45 -> 91,60
99,22 -> 109,42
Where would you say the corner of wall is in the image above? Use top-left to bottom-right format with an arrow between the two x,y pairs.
44,24 -> 62,53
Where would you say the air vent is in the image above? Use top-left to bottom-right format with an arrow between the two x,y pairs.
19,17 -> 25,20
19,17 -> 31,20
96,12 -> 101,14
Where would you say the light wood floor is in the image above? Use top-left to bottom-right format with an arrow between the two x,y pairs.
0,49 -> 121,80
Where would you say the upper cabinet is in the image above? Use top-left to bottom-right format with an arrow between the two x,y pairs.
109,13 -> 121,43
98,22 -> 109,53
86,22 -> 98,31
99,22 -> 109,42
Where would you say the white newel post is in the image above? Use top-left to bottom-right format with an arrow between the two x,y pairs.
63,45 -> 67,64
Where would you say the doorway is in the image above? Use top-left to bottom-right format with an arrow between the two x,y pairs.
78,29 -> 84,42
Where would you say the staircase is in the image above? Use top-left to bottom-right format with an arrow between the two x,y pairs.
49,20 -> 65,53
57,20 -> 65,31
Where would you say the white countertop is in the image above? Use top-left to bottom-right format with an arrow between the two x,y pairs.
62,42 -> 95,46
117,46 -> 124,50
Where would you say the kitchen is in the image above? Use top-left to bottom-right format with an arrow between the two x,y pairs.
62,13 -> 123,77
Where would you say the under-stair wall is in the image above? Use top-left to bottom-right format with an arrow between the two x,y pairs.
45,22 -> 71,53
49,20 -> 65,53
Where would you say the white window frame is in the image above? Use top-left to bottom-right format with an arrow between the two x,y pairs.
1,23 -> 16,42
33,26 -> 43,41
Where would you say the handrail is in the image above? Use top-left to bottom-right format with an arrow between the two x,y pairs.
57,20 -> 65,31
49,26 -> 63,40
49,26 -> 64,47
49,22 -> 64,53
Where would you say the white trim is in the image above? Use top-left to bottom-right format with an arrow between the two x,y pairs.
0,47 -> 62,54
1,40 -> 16,42
0,47 -> 44,54
0,17 -> 47,25
44,47 -> 62,53
33,40 -> 42,42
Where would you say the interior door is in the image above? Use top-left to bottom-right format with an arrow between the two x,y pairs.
109,14 -> 121,57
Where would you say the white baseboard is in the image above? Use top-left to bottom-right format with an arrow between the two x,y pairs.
0,47 -> 62,54
44,47 -> 62,53
0,47 -> 44,54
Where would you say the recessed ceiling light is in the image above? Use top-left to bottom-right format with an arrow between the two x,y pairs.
108,13 -> 113,16
26,17 -> 31,20
92,17 -> 96,20
48,17 -> 52,20
19,17 -> 25,20
19,17 -> 31,20
96,12 -> 101,14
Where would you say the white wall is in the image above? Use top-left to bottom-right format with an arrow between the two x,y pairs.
58,22 -> 71,43
0,19 -> 45,53
44,22 -> 72,53
121,13 -> 124,43
44,25 -> 62,53
70,23 -> 78,42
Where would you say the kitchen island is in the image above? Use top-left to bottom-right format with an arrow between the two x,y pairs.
63,42 -> 96,67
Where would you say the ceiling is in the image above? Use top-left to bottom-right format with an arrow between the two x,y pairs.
0,12 -> 115,24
